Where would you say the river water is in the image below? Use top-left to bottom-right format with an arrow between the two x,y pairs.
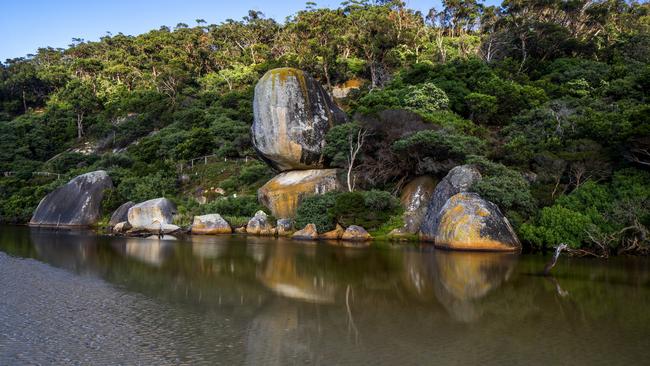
0,226 -> 649,365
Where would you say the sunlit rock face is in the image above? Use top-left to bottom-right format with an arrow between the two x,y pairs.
191,214 -> 232,235
434,193 -> 521,252
30,170 -> 113,227
394,176 -> 437,234
252,68 -> 346,171
109,201 -> 134,227
258,169 -> 340,218
127,198 -> 177,229
420,165 -> 481,240
433,250 -> 517,322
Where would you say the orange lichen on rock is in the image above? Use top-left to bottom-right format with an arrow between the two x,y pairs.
434,193 -> 521,252
258,169 -> 340,218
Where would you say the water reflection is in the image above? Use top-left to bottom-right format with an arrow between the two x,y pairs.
258,242 -> 337,303
433,250 -> 517,322
1,226 -> 649,365
119,237 -> 178,267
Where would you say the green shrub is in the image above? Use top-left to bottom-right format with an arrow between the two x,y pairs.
330,190 -> 401,230
295,192 -> 340,232
403,82 -> 449,114
116,171 -> 178,203
201,195 -> 264,217
466,155 -> 537,223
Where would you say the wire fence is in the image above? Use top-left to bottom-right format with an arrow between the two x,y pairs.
2,171 -> 61,179
177,154 -> 258,173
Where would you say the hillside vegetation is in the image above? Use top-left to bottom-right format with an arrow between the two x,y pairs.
1,0 -> 649,254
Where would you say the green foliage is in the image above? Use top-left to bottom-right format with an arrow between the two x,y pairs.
521,169 -> 650,251
295,192 -> 340,232
403,82 -> 449,114
323,123 -> 360,167
201,195 -> 263,217
466,155 -> 537,225
331,190 -> 401,229
116,171 -> 178,203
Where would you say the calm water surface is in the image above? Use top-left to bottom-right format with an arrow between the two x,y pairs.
0,225 -> 649,365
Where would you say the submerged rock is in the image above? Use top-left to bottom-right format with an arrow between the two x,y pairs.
434,193 -> 521,252
247,211 -> 276,236
341,225 -> 372,241
292,224 -> 318,240
258,169 -> 340,218
191,214 -> 232,235
127,198 -> 177,229
252,68 -> 346,171
109,201 -> 134,227
319,224 -> 345,240
420,165 -> 481,241
30,170 -> 113,227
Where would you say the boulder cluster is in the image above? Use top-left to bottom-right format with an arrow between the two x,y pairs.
395,165 -> 520,252
252,68 -> 344,219
28,68 -> 521,252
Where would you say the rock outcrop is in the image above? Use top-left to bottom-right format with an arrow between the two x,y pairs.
292,224 -> 318,240
341,225 -> 372,241
127,198 -> 177,230
191,214 -> 232,235
251,68 -> 346,171
30,170 -> 113,227
420,165 -> 481,240
246,211 -> 276,236
258,169 -> 340,218
319,224 -> 345,240
109,201 -> 134,227
434,193 -> 521,252
392,176 -> 437,235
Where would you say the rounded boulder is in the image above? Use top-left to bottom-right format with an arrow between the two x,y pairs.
30,170 -> 113,227
434,193 -> 521,252
252,68 -> 346,171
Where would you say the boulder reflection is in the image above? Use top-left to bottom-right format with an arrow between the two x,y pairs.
433,250 -> 517,322
258,242 -> 337,303
120,237 -> 178,267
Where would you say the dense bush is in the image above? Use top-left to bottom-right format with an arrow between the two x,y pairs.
295,190 -> 400,232
295,192 -> 339,232
520,169 -> 650,252
200,195 -> 264,218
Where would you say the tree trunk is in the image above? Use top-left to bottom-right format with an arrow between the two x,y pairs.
77,112 -> 84,140
22,90 -> 27,113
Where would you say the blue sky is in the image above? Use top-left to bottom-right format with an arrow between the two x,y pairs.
0,0 -> 501,62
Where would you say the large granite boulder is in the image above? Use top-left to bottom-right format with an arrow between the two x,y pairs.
191,214 -> 232,235
30,170 -> 113,227
247,210 -> 276,236
434,193 -> 521,252
392,176 -> 437,235
109,201 -> 134,227
127,198 -> 177,229
252,68 -> 346,171
420,165 -> 481,241
258,169 -> 340,218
